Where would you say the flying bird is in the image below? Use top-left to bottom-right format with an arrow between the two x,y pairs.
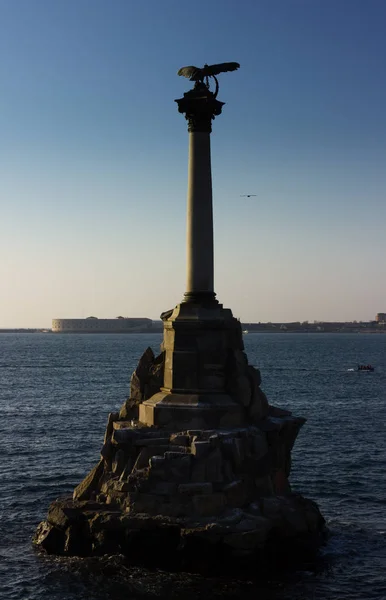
177,62 -> 240,96
240,194 -> 257,198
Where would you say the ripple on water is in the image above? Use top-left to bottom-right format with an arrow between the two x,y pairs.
1,333 -> 386,599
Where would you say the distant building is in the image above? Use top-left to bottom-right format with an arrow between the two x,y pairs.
52,316 -> 152,333
375,313 -> 386,323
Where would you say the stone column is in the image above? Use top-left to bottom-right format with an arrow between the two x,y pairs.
138,84 -> 245,429
177,84 -> 224,304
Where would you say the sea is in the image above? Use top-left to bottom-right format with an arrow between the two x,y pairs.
0,332 -> 385,600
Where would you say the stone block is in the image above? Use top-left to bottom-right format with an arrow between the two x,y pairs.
234,374 -> 252,407
191,439 -> 211,459
249,384 -> 269,422
64,522 -> 92,556
47,501 -> 83,530
221,438 -> 244,471
169,445 -> 190,454
187,430 -> 204,438
112,428 -> 138,445
119,399 -> 141,421
112,449 -> 127,476
33,520 -> 65,554
178,482 -> 213,496
149,455 -> 165,468
221,459 -> 235,482
119,459 -> 134,482
104,412 -> 119,443
166,454 -> 192,482
128,493 -> 160,514
152,481 -> 177,496
223,480 -> 248,508
190,460 -> 207,483
106,491 -> 126,506
251,433 -> 268,460
100,440 -> 113,461
133,437 -> 170,447
170,433 -> 190,446
223,520 -> 270,551
272,469 -> 291,494
254,475 -> 274,496
158,502 -> 189,518
205,448 -> 223,482
132,446 -> 170,472
260,496 -> 283,527
164,451 -> 186,459
73,459 -> 104,501
192,493 -> 226,517
130,372 -> 142,401
113,421 -> 137,430
246,502 -> 262,516
116,481 -> 135,492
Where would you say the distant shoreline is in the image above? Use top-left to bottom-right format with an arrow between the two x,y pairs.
1,325 -> 385,335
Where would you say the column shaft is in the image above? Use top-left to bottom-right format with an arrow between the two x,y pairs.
186,131 -> 214,295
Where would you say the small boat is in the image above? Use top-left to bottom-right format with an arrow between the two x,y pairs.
357,365 -> 374,372
243,329 -> 249,334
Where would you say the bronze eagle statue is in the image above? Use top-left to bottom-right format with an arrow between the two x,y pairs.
177,62 -> 240,97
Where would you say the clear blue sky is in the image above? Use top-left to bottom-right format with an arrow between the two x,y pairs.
1,0 -> 385,327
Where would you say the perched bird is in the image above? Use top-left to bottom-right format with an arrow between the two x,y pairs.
177,62 -> 240,82
240,195 -> 257,198
177,62 -> 240,97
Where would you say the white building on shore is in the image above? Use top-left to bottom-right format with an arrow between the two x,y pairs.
52,316 -> 152,333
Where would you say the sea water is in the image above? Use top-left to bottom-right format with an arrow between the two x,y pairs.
0,332 -> 385,599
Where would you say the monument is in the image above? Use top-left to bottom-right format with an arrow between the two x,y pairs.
34,64 -> 326,574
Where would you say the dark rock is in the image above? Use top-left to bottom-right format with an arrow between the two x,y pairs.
128,492 -> 159,514
119,459 -> 134,482
64,521 -> 92,556
33,520 -> 65,554
248,368 -> 269,421
221,438 -> 244,471
134,347 -> 155,384
133,437 -> 170,447
178,482 -> 213,496
118,398 -> 140,421
170,433 -> 190,446
73,459 -> 104,501
144,352 -> 164,400
190,460 -> 207,483
268,405 -> 292,417
151,481 -> 177,496
112,428 -> 139,444
223,518 -> 271,550
223,480 -> 248,508
192,493 -> 226,517
191,439 -> 211,458
104,412 -> 119,443
205,448 -> 223,482
47,500 -> 86,529
112,449 -> 126,476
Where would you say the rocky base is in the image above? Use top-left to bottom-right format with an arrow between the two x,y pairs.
34,335 -> 327,574
34,417 -> 326,572
34,494 -> 326,574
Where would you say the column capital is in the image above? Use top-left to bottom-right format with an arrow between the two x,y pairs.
175,83 -> 224,133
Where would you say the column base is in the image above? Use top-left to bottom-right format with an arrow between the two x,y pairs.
139,391 -> 245,429
182,291 -> 218,306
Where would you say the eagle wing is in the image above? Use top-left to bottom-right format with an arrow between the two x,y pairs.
177,66 -> 202,79
202,62 -> 240,77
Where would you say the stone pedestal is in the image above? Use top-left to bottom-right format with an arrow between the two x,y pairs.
139,302 -> 246,429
